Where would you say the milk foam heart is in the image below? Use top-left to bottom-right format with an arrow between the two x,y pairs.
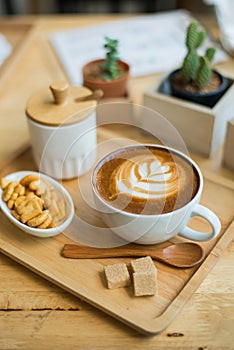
95,146 -> 198,215
113,154 -> 179,199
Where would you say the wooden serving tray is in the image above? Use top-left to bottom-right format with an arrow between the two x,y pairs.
0,20 -> 36,90
0,125 -> 233,335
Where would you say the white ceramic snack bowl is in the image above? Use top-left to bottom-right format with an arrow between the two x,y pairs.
0,171 -> 74,238
91,144 -> 221,245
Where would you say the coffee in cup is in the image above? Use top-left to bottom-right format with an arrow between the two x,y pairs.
95,145 -> 199,215
91,144 -> 221,245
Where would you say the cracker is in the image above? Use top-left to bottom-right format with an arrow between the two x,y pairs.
14,196 -> 28,209
2,181 -> 18,202
14,184 -> 25,196
10,192 -> 19,201
20,199 -> 42,223
20,174 -> 39,187
0,177 -> 10,190
37,217 -> 52,229
29,180 -> 40,191
27,210 -> 50,227
7,199 -> 15,209
11,209 -> 21,221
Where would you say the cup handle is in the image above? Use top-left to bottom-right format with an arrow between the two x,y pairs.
179,204 -> 221,242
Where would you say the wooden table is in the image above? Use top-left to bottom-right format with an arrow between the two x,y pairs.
0,14 -> 234,349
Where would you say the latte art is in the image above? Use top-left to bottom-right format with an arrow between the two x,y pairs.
113,155 -> 178,199
95,147 -> 198,215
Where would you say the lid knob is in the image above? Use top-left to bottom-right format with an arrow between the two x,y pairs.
50,81 -> 69,105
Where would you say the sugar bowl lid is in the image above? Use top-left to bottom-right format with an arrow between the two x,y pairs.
26,81 -> 103,126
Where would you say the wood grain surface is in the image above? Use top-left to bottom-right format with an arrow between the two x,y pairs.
0,14 -> 234,349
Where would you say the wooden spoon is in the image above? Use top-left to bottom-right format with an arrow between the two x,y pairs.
62,242 -> 205,268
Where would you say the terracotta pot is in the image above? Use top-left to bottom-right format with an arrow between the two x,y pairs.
168,68 -> 229,108
82,59 -> 130,98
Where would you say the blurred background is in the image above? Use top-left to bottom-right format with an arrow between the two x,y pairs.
0,0 -> 214,15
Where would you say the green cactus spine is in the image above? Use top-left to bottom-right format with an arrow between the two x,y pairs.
101,37 -> 120,81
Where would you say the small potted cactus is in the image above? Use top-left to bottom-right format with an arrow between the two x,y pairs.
168,20 -> 228,107
82,37 -> 130,98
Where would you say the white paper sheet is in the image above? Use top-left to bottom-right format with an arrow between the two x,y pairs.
50,10 -> 228,85
0,33 -> 12,65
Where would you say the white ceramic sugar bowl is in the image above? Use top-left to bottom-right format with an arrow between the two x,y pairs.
26,81 -> 99,180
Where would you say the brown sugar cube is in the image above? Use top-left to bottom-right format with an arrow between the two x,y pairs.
133,271 -> 157,297
104,263 -> 130,290
130,256 -> 157,274
130,256 -> 158,297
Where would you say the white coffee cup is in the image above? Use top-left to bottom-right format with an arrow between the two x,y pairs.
91,144 -> 221,245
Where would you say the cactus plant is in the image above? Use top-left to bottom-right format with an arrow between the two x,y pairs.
181,21 -> 216,90
82,36 -> 129,98
101,37 -> 120,81
168,20 -> 228,107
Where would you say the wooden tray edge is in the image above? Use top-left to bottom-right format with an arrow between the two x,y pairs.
148,218 -> 234,334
